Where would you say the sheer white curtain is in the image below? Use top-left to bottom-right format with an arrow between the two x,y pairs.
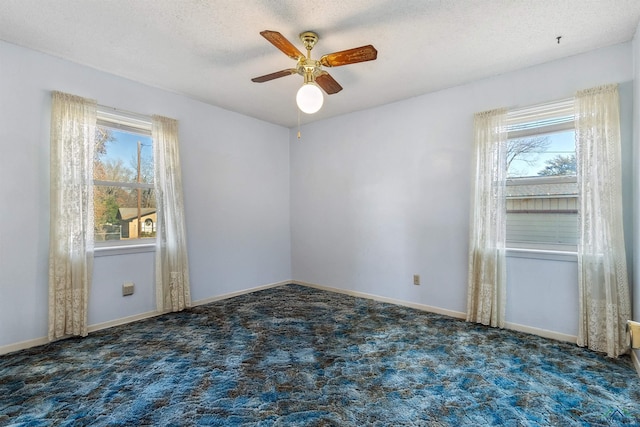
152,115 -> 191,312
575,84 -> 630,357
48,91 -> 96,340
467,108 -> 508,328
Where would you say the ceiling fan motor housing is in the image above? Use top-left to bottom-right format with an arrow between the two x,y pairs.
299,31 -> 319,51
297,58 -> 321,82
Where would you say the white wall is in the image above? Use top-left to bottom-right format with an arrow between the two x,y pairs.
290,42 -> 634,339
1,37 -> 636,351
0,40 -> 292,348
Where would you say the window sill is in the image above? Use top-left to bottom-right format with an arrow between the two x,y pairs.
506,247 -> 577,262
94,243 -> 155,257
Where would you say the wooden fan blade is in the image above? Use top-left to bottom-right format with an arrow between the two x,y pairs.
251,69 -> 297,83
260,30 -> 305,60
315,72 -> 343,95
320,45 -> 378,67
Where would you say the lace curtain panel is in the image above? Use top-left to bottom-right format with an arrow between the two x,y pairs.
152,115 -> 192,312
575,84 -> 630,358
467,108 -> 508,328
48,91 -> 97,340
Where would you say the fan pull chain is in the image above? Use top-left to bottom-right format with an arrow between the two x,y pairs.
297,108 -> 301,139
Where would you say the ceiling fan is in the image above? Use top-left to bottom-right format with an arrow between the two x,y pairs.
251,30 -> 378,114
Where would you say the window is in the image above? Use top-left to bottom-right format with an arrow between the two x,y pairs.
506,100 -> 576,251
94,108 -> 155,244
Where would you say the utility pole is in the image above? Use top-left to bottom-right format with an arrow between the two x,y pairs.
137,140 -> 142,238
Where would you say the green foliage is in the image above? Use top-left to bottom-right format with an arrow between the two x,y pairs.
103,196 -> 120,224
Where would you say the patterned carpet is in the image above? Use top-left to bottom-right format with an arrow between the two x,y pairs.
1,284 -> 639,426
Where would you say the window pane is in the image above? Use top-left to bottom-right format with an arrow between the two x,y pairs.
94,123 -> 156,243
94,186 -> 157,241
506,212 -> 578,246
507,130 -> 575,178
95,127 -> 154,184
506,129 -> 577,250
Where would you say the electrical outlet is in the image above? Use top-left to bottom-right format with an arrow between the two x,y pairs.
122,282 -> 135,296
413,274 -> 420,286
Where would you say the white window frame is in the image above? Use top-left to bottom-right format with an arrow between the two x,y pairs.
505,99 -> 577,256
94,106 -> 156,255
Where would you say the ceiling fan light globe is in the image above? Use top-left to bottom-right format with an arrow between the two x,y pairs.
296,83 -> 323,114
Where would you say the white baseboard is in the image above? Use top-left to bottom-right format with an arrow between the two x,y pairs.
0,336 -> 51,356
0,280 -> 291,356
0,279 -> 595,357
88,310 -> 161,334
293,280 -> 466,320
0,310 -> 163,356
504,321 -> 576,343
293,280 -> 578,344
191,280 -> 290,306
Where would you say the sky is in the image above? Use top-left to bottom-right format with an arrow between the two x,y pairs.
102,129 -> 153,174
508,129 -> 575,178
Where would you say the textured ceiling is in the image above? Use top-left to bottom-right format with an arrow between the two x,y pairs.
1,0 -> 640,128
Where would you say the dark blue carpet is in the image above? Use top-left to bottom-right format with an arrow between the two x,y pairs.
1,284 -> 639,426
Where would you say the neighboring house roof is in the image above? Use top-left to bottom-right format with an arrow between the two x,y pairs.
506,177 -> 577,198
117,208 -> 156,221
